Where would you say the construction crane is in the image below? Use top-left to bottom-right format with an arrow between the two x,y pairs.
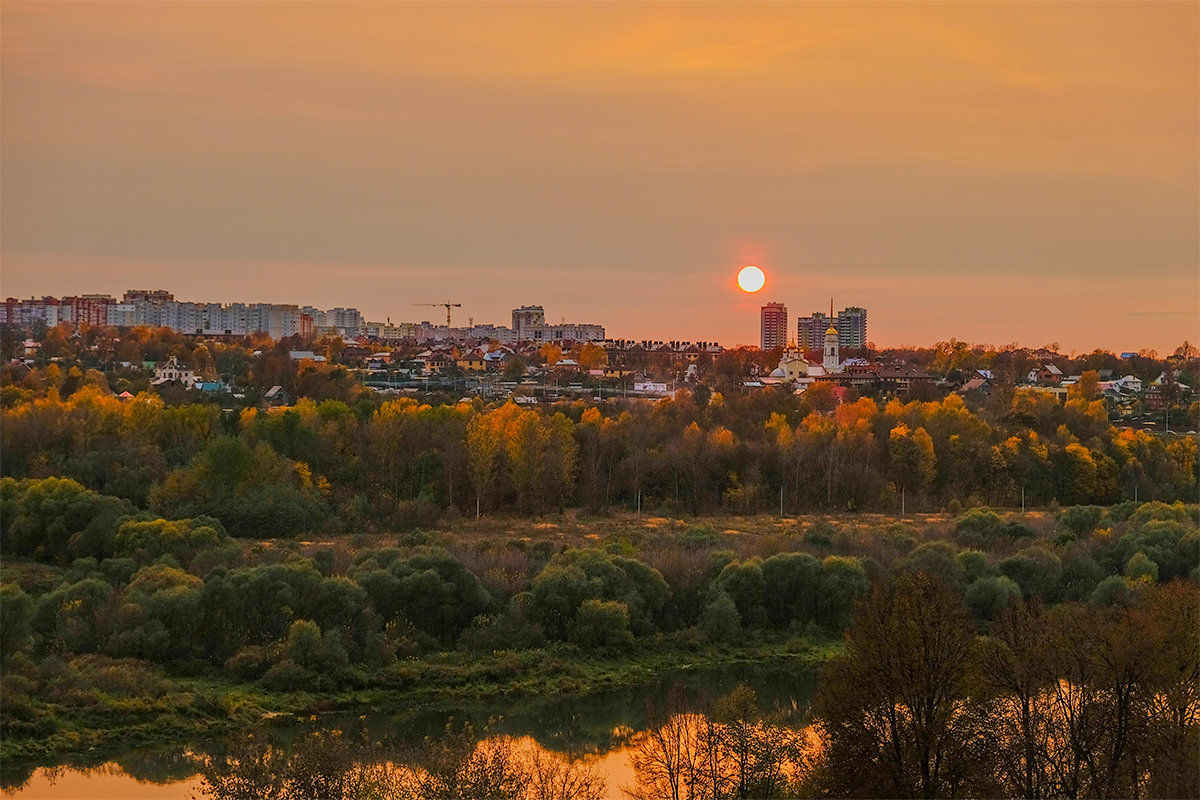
412,302 -> 461,327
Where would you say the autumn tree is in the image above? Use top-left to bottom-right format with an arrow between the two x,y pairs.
814,573 -> 994,798
977,598 -> 1057,798
888,423 -> 936,514
466,410 -> 504,519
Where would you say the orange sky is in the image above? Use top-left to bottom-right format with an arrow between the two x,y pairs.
2,2 -> 1196,352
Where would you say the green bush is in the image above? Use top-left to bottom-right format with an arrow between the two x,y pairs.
1128,501 -> 1196,530
957,550 -> 994,584
1124,551 -> 1159,583
1058,506 -> 1104,536
529,548 -> 670,640
700,590 -> 742,644
568,599 -> 634,651
0,477 -> 132,563
1,583 -> 33,663
997,546 -> 1062,601
996,521 -> 1036,540
113,516 -> 229,568
902,542 -> 965,589
954,507 -> 1003,541
224,645 -> 276,681
1090,575 -> 1133,607
964,576 -> 1022,621
1058,548 -> 1103,601
353,548 -> 492,646
260,658 -> 311,691
714,560 -> 767,628
818,556 -> 871,630
761,552 -> 821,628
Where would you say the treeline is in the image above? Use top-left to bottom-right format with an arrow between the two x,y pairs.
2,472 -> 1195,738
1,386 -> 1196,528
0,476 -> 878,689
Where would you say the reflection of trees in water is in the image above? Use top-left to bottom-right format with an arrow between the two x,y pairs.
623,683 -> 809,800
0,744 -> 208,792
0,664 -> 814,796
346,663 -> 814,760
194,722 -> 606,800
115,747 -> 205,784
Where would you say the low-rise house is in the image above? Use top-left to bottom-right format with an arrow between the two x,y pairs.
1112,375 -> 1142,393
958,376 -> 992,396
879,365 -> 934,395
1030,364 -> 1064,386
484,350 -> 512,370
425,351 -> 453,374
151,356 -> 197,387
457,348 -> 488,372
264,385 -> 293,408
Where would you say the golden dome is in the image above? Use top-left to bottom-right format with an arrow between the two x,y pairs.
826,324 -> 838,336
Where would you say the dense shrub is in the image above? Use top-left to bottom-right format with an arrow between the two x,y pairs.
113,516 -> 229,568
0,477 -> 132,563
568,599 -> 634,651
529,549 -> 669,640
352,548 -> 492,646
901,541 -> 965,589
1058,505 -> 1104,536
964,576 -> 1022,621
954,507 -> 1004,541
700,590 -> 742,643
997,546 -> 1062,601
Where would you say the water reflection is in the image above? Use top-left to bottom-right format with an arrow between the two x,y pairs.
2,663 -> 815,800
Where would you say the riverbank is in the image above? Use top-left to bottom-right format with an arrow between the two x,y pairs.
1,635 -> 838,765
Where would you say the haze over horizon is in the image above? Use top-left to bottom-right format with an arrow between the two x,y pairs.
2,2 -> 1197,353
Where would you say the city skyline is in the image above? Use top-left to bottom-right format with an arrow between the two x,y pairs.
2,2 -> 1196,352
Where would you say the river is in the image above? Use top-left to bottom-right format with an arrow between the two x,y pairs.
2,662 -> 816,800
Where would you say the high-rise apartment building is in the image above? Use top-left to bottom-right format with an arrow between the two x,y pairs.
798,306 -> 867,349
512,305 -> 545,341
836,307 -> 867,348
797,312 -> 832,350
760,302 -> 788,350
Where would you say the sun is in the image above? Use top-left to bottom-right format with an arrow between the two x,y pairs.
737,265 -> 765,292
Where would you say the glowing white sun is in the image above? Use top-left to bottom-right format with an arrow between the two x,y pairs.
737,265 -> 765,292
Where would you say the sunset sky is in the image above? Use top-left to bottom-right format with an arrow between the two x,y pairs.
2,2 -> 1196,352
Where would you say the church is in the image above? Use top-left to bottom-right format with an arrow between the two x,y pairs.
768,301 -> 842,384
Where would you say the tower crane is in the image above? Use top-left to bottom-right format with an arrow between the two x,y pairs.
412,302 -> 462,327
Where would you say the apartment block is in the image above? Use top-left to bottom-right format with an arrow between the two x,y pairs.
761,302 -> 788,350
798,307 -> 867,350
